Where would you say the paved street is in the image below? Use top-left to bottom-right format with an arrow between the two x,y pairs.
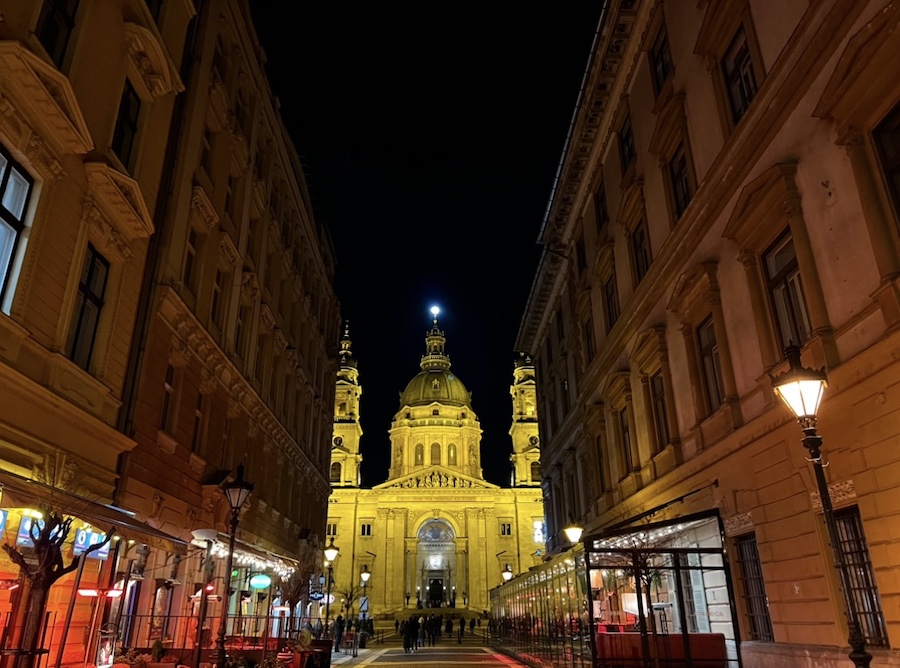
330,634 -> 531,667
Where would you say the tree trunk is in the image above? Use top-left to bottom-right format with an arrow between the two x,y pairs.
15,582 -> 49,668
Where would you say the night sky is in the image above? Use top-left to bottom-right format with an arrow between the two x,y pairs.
249,5 -> 602,486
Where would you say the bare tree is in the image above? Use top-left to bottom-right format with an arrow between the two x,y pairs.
2,509 -> 113,668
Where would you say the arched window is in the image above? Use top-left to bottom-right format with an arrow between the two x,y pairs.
415,443 -> 424,465
330,462 -> 341,482
430,443 -> 441,465
448,443 -> 457,466
338,401 -> 347,415
530,461 -> 541,481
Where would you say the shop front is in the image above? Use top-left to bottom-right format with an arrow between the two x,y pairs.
491,509 -> 743,668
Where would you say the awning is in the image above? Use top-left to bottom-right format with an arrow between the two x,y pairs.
200,533 -> 297,576
0,469 -> 188,554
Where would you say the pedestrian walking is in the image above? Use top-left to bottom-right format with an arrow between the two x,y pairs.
445,616 -> 452,637
470,617 -> 476,635
334,615 -> 345,653
458,616 -> 464,643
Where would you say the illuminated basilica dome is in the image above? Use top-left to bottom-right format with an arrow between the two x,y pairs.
399,311 -> 472,408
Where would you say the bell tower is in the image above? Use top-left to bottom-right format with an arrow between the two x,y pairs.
509,353 -> 541,486
331,322 -> 363,487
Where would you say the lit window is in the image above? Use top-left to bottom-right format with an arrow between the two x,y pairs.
0,146 -> 34,307
532,520 -> 546,544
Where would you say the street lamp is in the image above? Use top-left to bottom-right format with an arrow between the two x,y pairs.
772,343 -> 872,668
215,465 -> 254,668
501,565 -> 513,582
323,537 -> 339,638
563,520 -> 584,545
360,565 -> 371,622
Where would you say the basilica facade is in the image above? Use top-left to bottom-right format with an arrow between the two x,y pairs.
327,316 -> 545,617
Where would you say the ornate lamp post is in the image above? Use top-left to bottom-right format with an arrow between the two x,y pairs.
323,538 -> 339,638
501,565 -> 513,583
360,565 -> 371,622
772,344 -> 872,668
215,465 -> 253,668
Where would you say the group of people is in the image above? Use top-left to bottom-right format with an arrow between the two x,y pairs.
395,613 -> 479,652
331,615 -> 374,652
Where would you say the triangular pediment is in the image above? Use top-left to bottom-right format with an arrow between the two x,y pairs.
376,466 -> 498,490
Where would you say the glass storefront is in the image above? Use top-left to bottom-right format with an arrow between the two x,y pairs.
491,509 -> 743,668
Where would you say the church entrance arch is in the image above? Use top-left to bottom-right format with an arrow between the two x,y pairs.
415,519 -> 457,608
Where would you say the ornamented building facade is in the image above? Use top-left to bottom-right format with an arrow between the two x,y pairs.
0,0 -> 338,664
513,1 -> 900,667
327,317 -> 544,617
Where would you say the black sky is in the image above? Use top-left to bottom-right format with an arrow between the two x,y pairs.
249,5 -> 601,486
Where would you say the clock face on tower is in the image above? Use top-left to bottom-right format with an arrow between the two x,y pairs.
529,435 -> 539,446
333,436 -> 343,447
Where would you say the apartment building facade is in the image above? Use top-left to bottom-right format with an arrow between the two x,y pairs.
515,0 -> 900,666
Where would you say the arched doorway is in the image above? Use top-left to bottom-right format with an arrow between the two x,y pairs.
415,519 -> 456,608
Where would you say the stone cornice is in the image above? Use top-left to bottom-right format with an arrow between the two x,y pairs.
157,284 -> 331,496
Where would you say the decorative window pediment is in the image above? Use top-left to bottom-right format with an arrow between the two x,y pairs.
123,22 -> 185,100
813,3 -> 900,125
667,262 -> 719,323
593,241 -> 615,279
602,371 -> 631,410
693,0 -> 746,58
648,93 -> 687,159
630,326 -> 667,375
218,230 -> 240,269
85,162 -> 154,240
191,184 -> 219,231
259,303 -> 276,329
722,163 -> 799,252
617,178 -> 646,232
0,41 -> 93,156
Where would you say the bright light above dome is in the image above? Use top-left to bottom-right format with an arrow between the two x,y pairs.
430,306 -> 440,316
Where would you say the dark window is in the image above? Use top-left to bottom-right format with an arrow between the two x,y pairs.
35,0 -> 79,68
360,523 -> 372,537
575,235 -> 587,274
697,314 -> 724,412
556,309 -> 565,341
160,363 -> 176,432
326,523 -> 337,536
430,443 -> 441,465
415,443 -> 424,465
764,230 -> 811,349
650,26 -> 673,93
735,533 -> 774,642
619,409 -> 632,475
722,25 -> 758,124
631,219 -> 652,283
67,245 -> 109,370
619,114 -> 636,173
582,318 -> 596,363
329,463 -> 341,482
595,183 -> 609,233
0,146 -> 34,305
650,371 -> 670,449
874,102 -> 900,218
669,143 -> 692,218
530,461 -> 541,482
144,0 -> 163,22
604,273 -> 619,331
234,306 -> 246,358
210,269 -> 226,327
112,80 -> 141,168
183,229 -> 199,290
835,507 -> 889,647
500,523 -> 512,536
191,393 -> 204,453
